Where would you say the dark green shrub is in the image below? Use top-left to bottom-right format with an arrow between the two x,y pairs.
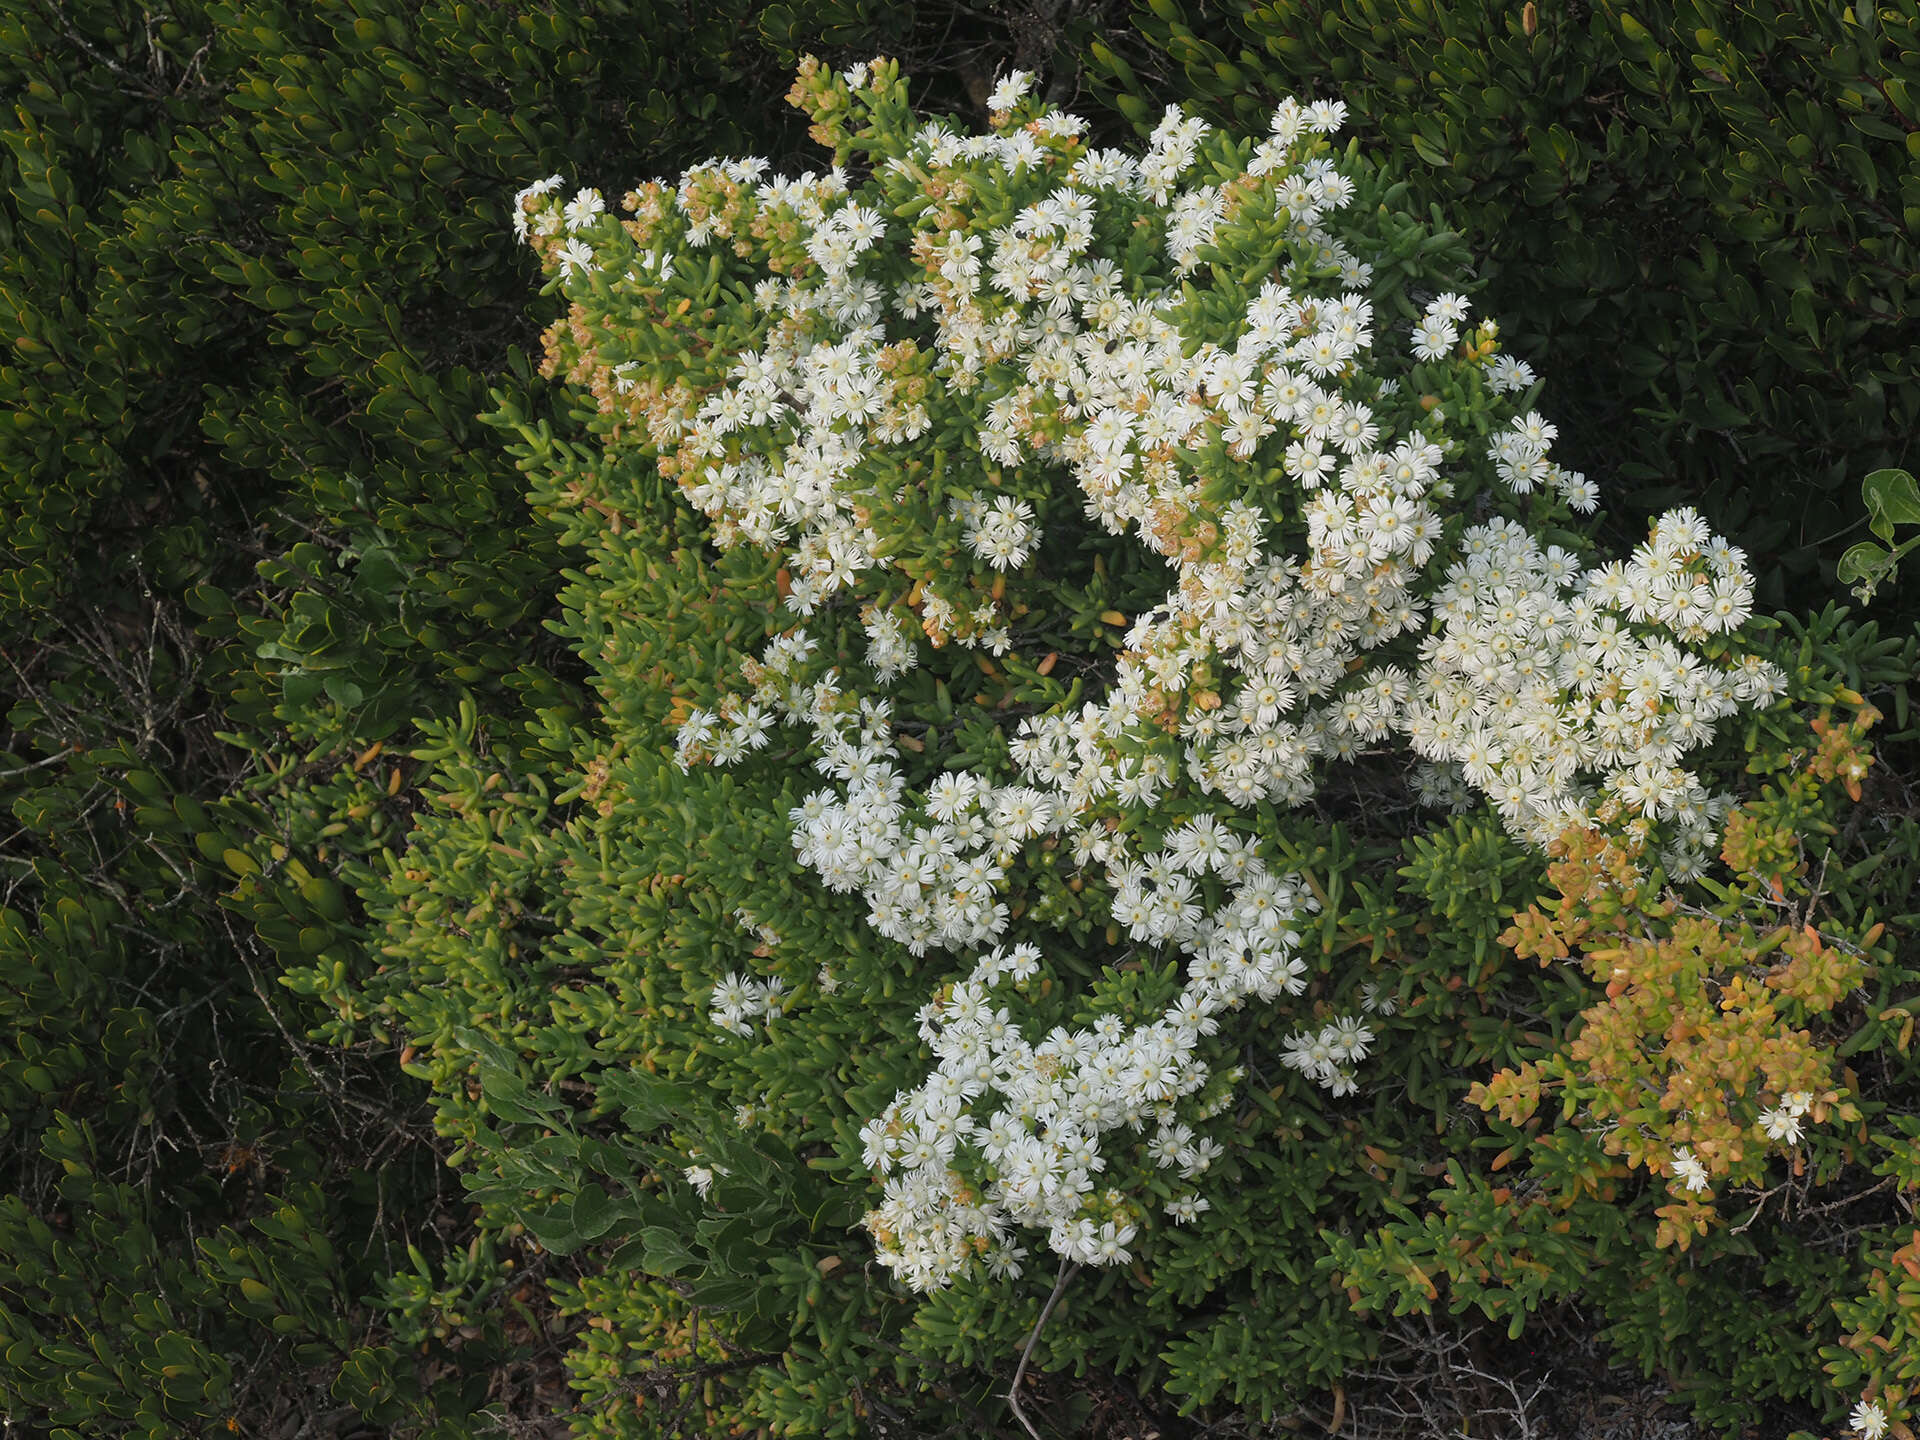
0,572 -> 492,1436
0,1 -> 949,1433
0,0 -> 230,645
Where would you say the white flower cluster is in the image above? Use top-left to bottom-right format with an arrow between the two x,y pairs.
708,970 -> 786,1038
511,173 -> 563,242
1759,1089 -> 1816,1144
1668,1090 -> 1817,1195
1410,289 -> 1471,363
793,750 -> 1047,960
1280,1015 -> 1374,1096
703,910 -> 788,1037
1668,1145 -> 1710,1193
677,628 -> 1050,959
860,806 -> 1315,1291
1485,404 -> 1590,509
1666,1090 -> 1812,1205
508,176 -> 603,279
860,603 -> 919,683
518,70 -> 1788,1288
677,609 -> 1317,1287
1407,503 -> 1774,875
953,492 -> 1040,571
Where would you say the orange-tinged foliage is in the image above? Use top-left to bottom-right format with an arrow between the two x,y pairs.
1470,703 -> 1881,1250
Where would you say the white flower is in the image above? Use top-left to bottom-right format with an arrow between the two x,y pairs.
987,69 -> 1034,110
557,237 -> 597,278
1410,316 -> 1457,362
563,187 -> 604,232
1359,981 -> 1397,1015
1670,1147 -> 1710,1193
1328,1017 -> 1373,1063
1089,1220 -> 1135,1264
1486,353 -> 1536,394
1166,1194 -> 1209,1223
986,1243 -> 1027,1279
1758,1106 -> 1804,1144
1304,98 -> 1348,133
1850,1399 -> 1889,1440
960,494 -> 1039,571
711,971 -> 760,1017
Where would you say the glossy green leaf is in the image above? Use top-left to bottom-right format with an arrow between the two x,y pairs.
1862,467 -> 1920,543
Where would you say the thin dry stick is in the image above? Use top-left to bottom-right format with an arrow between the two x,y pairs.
0,747 -> 80,780
1008,1254 -> 1077,1440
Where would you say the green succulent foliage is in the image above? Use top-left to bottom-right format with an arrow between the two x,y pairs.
1082,0 -> 1920,621
0,703 -> 482,1436
137,0 -> 828,757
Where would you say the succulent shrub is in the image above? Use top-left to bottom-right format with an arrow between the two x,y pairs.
295,54 -> 1920,1439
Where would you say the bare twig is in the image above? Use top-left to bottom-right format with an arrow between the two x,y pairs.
30,0 -> 167,99
1007,1253 -> 1077,1440
0,746 -> 80,781
1730,1180 -> 1786,1234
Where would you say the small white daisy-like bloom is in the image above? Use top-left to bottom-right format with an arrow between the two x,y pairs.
1166,1194 -> 1210,1223
926,772 -> 982,822
1669,1147 -> 1710,1193
1758,1106 -> 1804,1144
986,1242 -> 1027,1279
556,237 -> 597,278
1005,943 -> 1042,982
1305,97 -> 1348,133
710,971 -> 760,1017
840,204 -> 886,251
563,186 -> 605,232
1359,981 -> 1397,1015
1486,353 -> 1536,394
1410,316 -> 1457,362
1328,1016 -> 1374,1063
988,69 -> 1035,110
1850,1398 -> 1889,1440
